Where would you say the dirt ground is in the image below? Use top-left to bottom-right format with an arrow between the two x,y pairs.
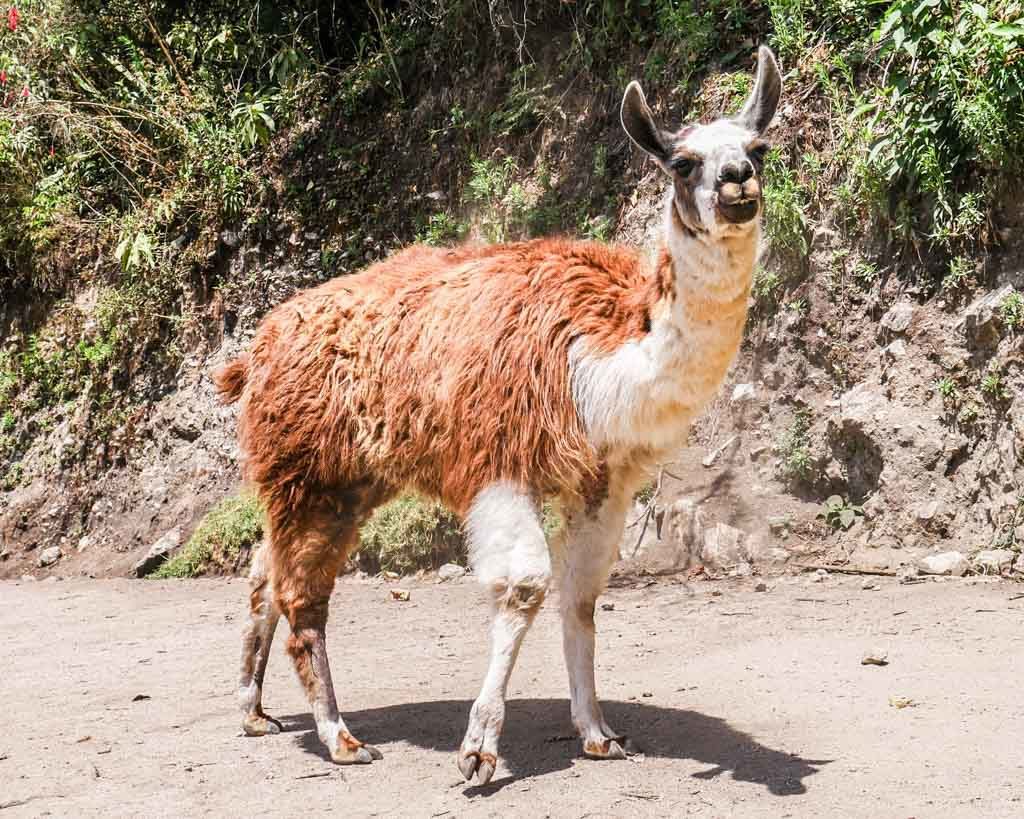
4,573 -> 1024,818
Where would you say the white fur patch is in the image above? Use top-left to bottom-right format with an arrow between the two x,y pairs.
570,191 -> 757,451
465,482 -> 551,586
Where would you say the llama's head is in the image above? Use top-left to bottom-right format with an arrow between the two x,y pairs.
620,46 -> 782,236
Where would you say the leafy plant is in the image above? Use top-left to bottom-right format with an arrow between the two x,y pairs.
763,149 -> 809,255
357,494 -> 464,574
817,494 -> 864,530
1000,289 -> 1024,331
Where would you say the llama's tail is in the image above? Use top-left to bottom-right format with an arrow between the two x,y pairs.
213,353 -> 250,404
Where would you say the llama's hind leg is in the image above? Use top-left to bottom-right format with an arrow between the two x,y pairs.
238,543 -> 283,736
458,483 -> 552,785
272,493 -> 383,765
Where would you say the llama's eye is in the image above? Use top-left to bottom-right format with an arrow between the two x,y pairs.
749,143 -> 770,166
673,158 -> 699,177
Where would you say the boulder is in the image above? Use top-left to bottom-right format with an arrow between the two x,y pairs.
133,527 -> 182,577
916,551 -> 968,577
37,546 -> 62,567
701,522 -> 746,569
957,285 -> 1014,348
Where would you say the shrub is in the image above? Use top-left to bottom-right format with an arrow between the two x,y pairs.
152,494 -> 264,578
763,149 -> 809,255
357,494 -> 464,574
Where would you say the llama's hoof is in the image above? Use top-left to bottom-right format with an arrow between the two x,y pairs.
242,712 -> 282,736
582,735 -> 639,760
457,750 -> 497,785
330,731 -> 381,765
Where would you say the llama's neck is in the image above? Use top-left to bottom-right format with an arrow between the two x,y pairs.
659,189 -> 759,323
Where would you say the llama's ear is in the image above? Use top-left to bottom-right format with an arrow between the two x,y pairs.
620,81 -> 671,163
736,46 -> 782,135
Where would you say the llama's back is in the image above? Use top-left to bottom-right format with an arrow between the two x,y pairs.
230,238 -> 654,515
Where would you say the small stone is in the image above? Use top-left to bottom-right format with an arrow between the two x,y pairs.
915,500 -> 940,523
600,602 -> 615,611
641,691 -> 653,698
889,695 -> 916,709
861,578 -> 878,590
897,565 -> 921,584
437,563 -> 467,582
883,339 -> 907,361
861,650 -> 889,666
390,589 -> 410,602
731,383 -> 756,403
812,568 -> 828,583
754,581 -> 768,592
77,534 -> 93,552
973,549 -> 1015,574
917,551 -> 968,577
38,546 -> 62,567
133,528 -> 182,578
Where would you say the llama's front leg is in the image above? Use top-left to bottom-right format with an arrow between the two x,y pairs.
238,545 -> 283,736
458,483 -> 551,785
559,476 -> 634,760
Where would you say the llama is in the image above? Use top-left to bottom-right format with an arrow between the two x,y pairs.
219,47 -> 781,784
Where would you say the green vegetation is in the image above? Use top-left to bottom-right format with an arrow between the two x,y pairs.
357,494 -> 464,575
817,494 -> 864,530
762,149 -> 809,256
153,494 -> 264,578
778,408 -> 814,484
1000,289 -> 1024,332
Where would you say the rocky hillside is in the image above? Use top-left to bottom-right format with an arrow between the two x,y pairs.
1,1 -> 1023,580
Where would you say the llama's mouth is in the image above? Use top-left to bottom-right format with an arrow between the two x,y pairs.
717,198 -> 759,224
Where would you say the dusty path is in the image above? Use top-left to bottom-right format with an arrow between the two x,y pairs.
4,574 -> 1024,818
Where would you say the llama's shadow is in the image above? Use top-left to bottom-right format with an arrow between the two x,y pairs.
280,699 -> 828,796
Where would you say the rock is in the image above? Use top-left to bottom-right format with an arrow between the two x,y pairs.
661,499 -> 705,567
600,602 -> 615,611
21,573 -> 36,581
437,563 -> 467,582
77,534 -> 93,552
38,546 -> 62,567
958,285 -> 1014,347
889,695 -> 916,709
972,549 -> 1015,575
133,528 -> 182,578
880,302 -> 915,335
731,383 -> 756,403
754,581 -> 768,592
812,568 -> 828,582
390,589 -> 410,602
766,515 -> 791,535
882,339 -> 907,362
701,523 -> 746,569
862,650 -> 888,666
917,551 -> 968,577
861,578 -> 878,590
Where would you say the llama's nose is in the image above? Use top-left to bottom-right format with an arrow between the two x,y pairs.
718,160 -> 754,185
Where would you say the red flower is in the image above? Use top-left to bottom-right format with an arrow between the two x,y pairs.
20,84 -> 27,99
0,70 -> 6,85
7,6 -> 18,31
49,145 -> 55,157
